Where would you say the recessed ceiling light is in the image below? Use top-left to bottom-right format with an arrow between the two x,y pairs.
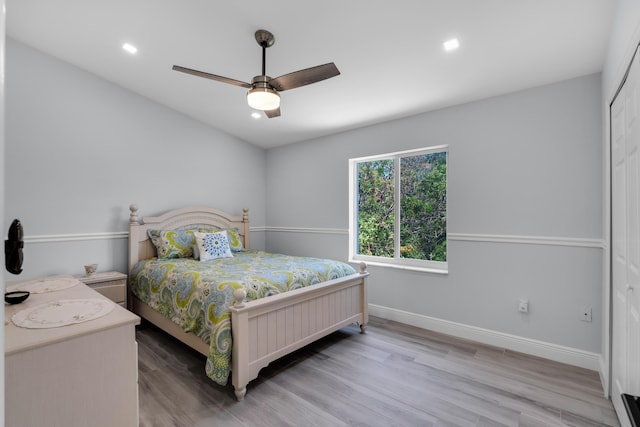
443,38 -> 460,52
122,43 -> 138,54
251,112 -> 261,119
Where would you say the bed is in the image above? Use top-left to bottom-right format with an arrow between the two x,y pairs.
127,204 -> 368,400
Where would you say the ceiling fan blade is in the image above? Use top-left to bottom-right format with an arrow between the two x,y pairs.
172,65 -> 252,88
269,63 -> 340,92
265,107 -> 281,119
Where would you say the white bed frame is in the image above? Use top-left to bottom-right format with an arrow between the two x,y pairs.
127,204 -> 368,400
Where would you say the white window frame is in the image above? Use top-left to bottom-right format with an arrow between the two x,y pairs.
349,145 -> 448,274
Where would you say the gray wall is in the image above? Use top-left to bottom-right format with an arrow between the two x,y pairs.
266,73 -> 603,353
603,0 -> 640,99
4,39 -> 267,280
4,36 -> 605,355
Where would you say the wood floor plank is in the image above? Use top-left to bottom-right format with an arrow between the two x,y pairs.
136,317 -> 619,427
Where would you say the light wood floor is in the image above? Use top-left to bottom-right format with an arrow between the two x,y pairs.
137,317 -> 619,427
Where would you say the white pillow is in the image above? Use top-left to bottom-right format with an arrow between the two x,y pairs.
194,231 -> 233,261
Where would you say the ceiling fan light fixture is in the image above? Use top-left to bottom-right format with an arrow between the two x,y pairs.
247,86 -> 280,111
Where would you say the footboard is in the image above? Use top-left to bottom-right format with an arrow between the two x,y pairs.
229,263 -> 368,400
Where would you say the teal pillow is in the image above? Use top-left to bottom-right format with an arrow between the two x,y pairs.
147,229 -> 196,259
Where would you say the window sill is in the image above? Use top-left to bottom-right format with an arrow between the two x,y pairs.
349,258 -> 448,275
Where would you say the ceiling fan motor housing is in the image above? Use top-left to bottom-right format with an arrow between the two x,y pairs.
251,75 -> 273,87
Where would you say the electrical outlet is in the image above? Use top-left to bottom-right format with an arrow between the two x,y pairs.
581,306 -> 592,322
518,299 -> 529,313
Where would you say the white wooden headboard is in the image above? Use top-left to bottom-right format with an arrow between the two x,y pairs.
127,204 -> 250,274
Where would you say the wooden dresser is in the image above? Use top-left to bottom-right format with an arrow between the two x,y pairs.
5,277 -> 140,427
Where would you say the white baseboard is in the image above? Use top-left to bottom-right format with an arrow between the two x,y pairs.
369,304 -> 601,371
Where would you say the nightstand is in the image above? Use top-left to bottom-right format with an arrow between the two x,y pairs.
76,271 -> 127,306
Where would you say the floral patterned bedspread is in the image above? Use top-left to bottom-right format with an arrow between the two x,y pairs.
130,250 -> 356,385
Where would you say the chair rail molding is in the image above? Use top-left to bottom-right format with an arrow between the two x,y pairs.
27,228 -> 604,250
266,227 -> 605,249
25,226 -> 268,244
25,232 -> 129,244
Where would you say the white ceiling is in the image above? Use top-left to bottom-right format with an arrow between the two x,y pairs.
6,0 -> 617,149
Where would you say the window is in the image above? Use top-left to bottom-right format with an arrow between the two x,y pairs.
349,145 -> 448,273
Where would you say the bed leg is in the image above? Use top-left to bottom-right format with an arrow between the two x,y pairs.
360,323 -> 367,334
234,386 -> 247,401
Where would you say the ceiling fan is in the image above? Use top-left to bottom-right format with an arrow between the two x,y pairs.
172,29 -> 340,118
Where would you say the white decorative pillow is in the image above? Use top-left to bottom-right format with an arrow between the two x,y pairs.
194,231 -> 233,261
198,227 -> 244,252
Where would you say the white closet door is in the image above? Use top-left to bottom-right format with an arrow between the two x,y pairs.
626,52 -> 640,400
612,48 -> 640,426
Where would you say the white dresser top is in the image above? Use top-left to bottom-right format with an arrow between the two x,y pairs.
74,271 -> 127,285
5,275 -> 140,356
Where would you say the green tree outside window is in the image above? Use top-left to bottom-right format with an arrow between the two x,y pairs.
353,147 -> 447,268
